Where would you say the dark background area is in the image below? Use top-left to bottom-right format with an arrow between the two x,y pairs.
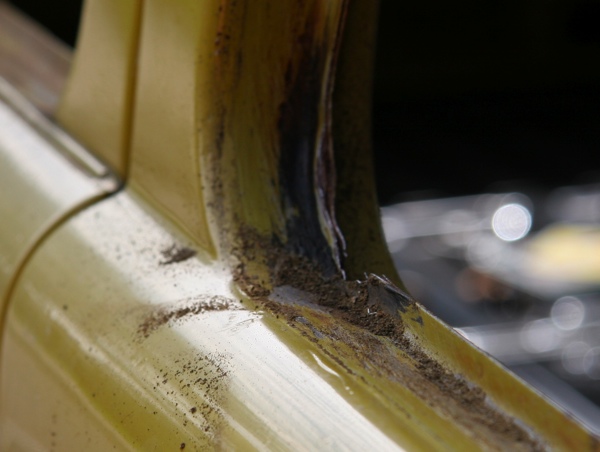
373,0 -> 600,203
8,0 -> 82,44
8,0 -> 600,204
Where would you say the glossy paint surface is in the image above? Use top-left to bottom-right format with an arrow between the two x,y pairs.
2,188 -> 597,450
0,80 -> 115,308
2,0 -> 599,450
1,191 -> 406,450
57,0 -> 142,176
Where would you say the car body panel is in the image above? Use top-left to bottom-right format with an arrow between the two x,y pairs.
57,0 -> 142,177
1,0 -> 599,450
2,188 -> 596,450
1,190 -> 409,450
0,79 -> 116,307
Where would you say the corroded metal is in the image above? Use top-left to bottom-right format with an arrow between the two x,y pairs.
1,0 -> 599,450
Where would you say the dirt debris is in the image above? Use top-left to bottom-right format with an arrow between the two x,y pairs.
160,244 -> 197,265
267,294 -> 542,450
232,262 -> 270,298
230,226 -> 544,450
151,351 -> 231,443
139,296 -> 235,338
232,226 -> 413,341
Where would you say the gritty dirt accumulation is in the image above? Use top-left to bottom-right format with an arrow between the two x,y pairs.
153,351 -> 231,441
229,227 -> 544,451
138,295 -> 235,338
160,244 -> 197,265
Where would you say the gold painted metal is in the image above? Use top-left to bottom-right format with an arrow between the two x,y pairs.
1,191 -> 406,450
0,78 -> 116,314
332,0 -> 403,285
2,189 -> 597,450
57,0 -> 142,176
128,0 -> 347,254
128,0 -> 217,253
401,305 -> 595,450
2,0 -> 600,450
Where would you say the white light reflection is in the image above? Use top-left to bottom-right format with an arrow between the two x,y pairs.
311,352 -> 341,378
562,341 -> 591,375
520,319 -> 560,354
381,214 -> 407,252
466,235 -> 505,270
455,328 -> 486,350
583,347 -> 600,380
551,296 -> 585,331
440,209 -> 479,247
491,203 -> 532,242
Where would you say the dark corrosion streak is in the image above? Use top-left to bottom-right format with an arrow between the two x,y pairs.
277,9 -> 344,278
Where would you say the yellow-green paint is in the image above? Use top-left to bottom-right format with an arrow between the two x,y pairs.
2,0 -> 600,450
1,190 -> 404,450
57,0 -> 143,176
401,304 -> 595,451
0,79 -> 115,317
2,188 -> 597,450
332,0 -> 403,286
128,0 -> 347,254
128,0 -> 217,254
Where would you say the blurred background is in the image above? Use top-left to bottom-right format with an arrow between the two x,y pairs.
7,0 -> 600,435
372,0 -> 600,435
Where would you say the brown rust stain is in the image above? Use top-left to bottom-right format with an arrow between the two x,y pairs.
268,297 -> 542,451
232,226 -> 412,338
196,1 -> 544,447
231,227 -> 543,450
276,2 -> 346,275
207,1 -> 348,277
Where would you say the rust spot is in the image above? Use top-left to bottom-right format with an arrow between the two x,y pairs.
232,226 -> 413,339
265,300 -> 544,450
231,225 -> 543,450
275,3 -> 346,275
232,262 -> 270,298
